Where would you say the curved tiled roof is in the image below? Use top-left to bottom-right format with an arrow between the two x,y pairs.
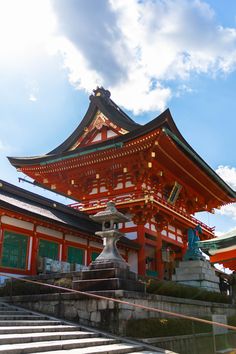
7,88 -> 236,200
0,179 -> 98,234
0,180 -> 140,250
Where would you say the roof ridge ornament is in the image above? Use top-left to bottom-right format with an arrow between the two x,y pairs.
90,87 -> 111,101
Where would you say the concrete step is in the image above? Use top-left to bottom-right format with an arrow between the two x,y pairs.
35,343 -> 145,354
0,320 -> 62,326
0,311 -> 31,315
0,302 -> 162,353
0,308 -> 22,312
0,325 -> 82,334
0,337 -> 118,353
0,330 -> 96,344
0,315 -> 46,320
0,308 -> 25,312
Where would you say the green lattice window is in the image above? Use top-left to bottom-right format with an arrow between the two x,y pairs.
1,231 -> 28,269
146,270 -> 158,277
91,251 -> 100,262
38,239 -> 59,260
67,246 -> 84,264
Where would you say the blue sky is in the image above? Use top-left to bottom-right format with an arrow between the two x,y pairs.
0,0 -> 236,235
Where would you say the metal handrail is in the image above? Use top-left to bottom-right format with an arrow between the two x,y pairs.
1,272 -> 236,332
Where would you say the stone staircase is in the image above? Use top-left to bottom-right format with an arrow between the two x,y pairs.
0,302 -> 170,354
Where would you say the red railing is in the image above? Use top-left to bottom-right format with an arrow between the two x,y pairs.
69,191 -> 215,236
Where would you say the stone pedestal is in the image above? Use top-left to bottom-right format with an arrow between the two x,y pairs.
73,262 -> 145,292
172,260 -> 220,292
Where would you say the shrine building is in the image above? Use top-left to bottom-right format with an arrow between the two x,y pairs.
199,230 -> 236,271
0,179 -> 136,278
8,87 -> 236,278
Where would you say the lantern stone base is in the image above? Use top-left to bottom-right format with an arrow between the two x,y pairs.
73,265 -> 146,293
172,260 -> 220,292
89,260 -> 129,270
80,265 -> 137,280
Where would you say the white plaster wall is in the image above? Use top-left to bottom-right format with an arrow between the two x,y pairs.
168,233 -> 176,240
36,226 -> 63,239
65,235 -> 87,245
1,216 -> 34,231
89,241 -> 103,249
177,236 -> 183,243
92,133 -> 102,142
128,251 -> 138,273
107,129 -> 117,138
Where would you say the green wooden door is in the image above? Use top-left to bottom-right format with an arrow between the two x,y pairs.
67,246 -> 84,264
38,239 -> 59,260
1,231 -> 28,269
91,251 -> 100,262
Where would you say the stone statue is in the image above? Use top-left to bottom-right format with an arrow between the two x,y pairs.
184,225 -> 205,261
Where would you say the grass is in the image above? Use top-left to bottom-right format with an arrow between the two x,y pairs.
125,317 -> 212,338
145,278 -> 231,303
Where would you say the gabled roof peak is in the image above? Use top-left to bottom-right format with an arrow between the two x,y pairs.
89,86 -> 137,126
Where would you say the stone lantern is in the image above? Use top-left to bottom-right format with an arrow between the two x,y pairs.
89,201 -> 129,269
73,202 -> 146,293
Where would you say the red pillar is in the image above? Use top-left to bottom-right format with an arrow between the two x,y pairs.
30,227 -> 39,275
182,232 -> 188,260
86,239 -> 91,266
156,232 -> 164,279
137,224 -> 146,276
61,234 -> 67,262
0,228 -> 4,265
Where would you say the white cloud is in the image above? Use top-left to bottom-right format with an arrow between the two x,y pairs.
0,141 -> 6,151
175,84 -> 195,98
215,226 -> 236,237
29,94 -> 37,102
50,0 -> 236,114
216,165 -> 236,190
215,165 -> 236,220
0,140 -> 10,153
26,80 -> 39,103
216,203 -> 236,220
0,0 -> 55,63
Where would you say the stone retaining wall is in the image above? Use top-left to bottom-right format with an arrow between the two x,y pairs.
8,290 -> 236,335
142,332 -> 236,354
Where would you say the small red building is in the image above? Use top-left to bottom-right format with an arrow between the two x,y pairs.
0,180 -> 136,279
200,231 -> 236,271
8,87 -> 236,279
